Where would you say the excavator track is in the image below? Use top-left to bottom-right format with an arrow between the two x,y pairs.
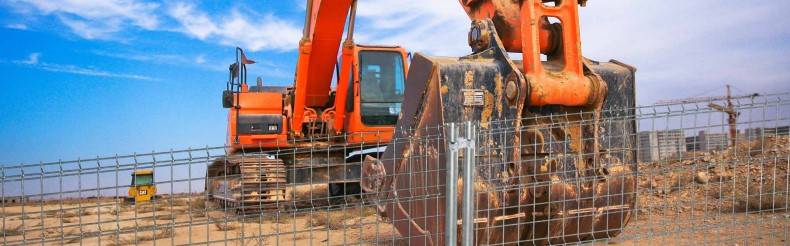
207,154 -> 287,212
206,149 -> 370,213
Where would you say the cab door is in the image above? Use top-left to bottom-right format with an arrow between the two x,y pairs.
345,47 -> 408,144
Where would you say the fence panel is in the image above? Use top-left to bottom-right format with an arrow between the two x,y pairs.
1,93 -> 788,245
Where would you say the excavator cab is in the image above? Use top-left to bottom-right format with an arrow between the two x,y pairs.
341,45 -> 408,143
356,49 -> 405,126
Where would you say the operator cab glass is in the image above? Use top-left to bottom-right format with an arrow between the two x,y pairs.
132,174 -> 154,186
358,51 -> 405,126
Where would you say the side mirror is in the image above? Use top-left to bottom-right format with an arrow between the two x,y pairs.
222,90 -> 234,108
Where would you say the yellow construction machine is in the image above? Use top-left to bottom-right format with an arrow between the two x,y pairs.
127,170 -> 157,203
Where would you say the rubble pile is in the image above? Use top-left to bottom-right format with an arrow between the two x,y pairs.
637,135 -> 789,215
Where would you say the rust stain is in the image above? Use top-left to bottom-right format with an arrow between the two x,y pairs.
494,74 -> 503,117
545,71 -> 569,79
481,91 -> 494,129
464,70 -> 475,88
427,145 -> 438,159
463,70 -> 475,120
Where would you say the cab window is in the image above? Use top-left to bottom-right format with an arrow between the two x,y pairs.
358,51 -> 405,126
133,174 -> 154,186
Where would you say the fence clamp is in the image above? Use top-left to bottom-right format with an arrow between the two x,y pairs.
449,137 -> 475,151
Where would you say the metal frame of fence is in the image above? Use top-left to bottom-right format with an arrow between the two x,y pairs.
1,92 -> 789,245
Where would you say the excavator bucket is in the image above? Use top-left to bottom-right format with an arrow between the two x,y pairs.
362,23 -> 637,245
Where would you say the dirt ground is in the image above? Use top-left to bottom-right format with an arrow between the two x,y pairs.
0,196 -> 401,245
616,135 -> 790,245
1,136 -> 788,245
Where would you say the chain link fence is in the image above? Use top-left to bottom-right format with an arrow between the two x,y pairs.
1,93 -> 788,245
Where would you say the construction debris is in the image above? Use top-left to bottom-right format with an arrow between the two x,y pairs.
638,136 -> 789,215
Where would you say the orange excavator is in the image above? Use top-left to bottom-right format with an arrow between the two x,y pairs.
208,0 -> 638,243
361,0 -> 638,245
206,0 -> 408,211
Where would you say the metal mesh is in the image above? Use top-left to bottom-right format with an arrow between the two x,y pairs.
1,92 -> 788,245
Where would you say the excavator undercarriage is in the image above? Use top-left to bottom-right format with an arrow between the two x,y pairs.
207,155 -> 287,211
206,147 -> 375,212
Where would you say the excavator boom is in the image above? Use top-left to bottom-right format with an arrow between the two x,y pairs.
292,0 -> 354,135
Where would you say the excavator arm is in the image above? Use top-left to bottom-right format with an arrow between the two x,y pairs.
291,0 -> 355,136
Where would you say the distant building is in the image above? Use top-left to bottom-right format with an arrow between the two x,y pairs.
743,125 -> 790,141
697,131 -> 729,151
1,196 -> 28,204
766,126 -> 790,136
686,136 -> 700,152
743,128 -> 764,141
637,129 -> 686,163
639,126 -> 787,163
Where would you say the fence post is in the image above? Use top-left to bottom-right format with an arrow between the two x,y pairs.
462,121 -> 476,246
445,122 -> 477,246
445,123 -> 459,246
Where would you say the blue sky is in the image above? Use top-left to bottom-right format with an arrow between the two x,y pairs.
1,0 -> 789,166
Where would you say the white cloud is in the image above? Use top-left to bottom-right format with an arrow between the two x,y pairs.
21,52 -> 40,65
37,63 -> 158,81
57,15 -> 124,40
355,0 -> 470,56
6,23 -> 28,30
294,0 -> 307,10
167,3 -> 217,40
5,1 -> 789,100
578,0 -> 790,104
14,53 -> 157,81
90,50 -> 231,72
92,50 -> 192,64
195,55 -> 206,64
8,1 -> 302,51
9,0 -> 159,39
167,2 -> 302,52
352,0 -> 790,104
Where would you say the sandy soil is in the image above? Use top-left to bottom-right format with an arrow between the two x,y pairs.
3,198 -> 786,245
1,196 -> 402,245
0,197 -> 397,245
614,135 -> 790,245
